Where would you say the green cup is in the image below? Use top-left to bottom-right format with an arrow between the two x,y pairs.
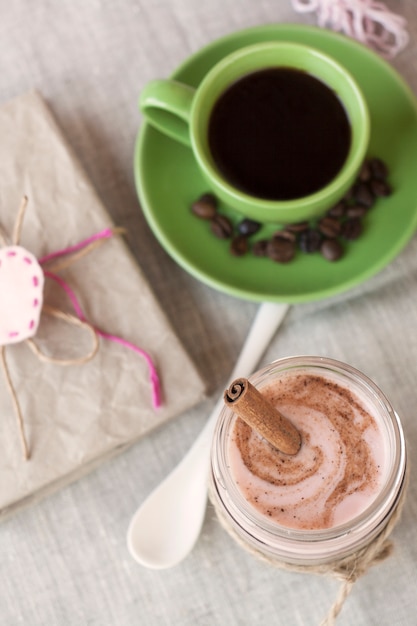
139,42 -> 370,223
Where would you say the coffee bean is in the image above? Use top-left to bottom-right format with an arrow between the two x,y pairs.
191,193 -> 218,219
273,229 -> 297,243
326,201 -> 347,218
230,235 -> 249,256
299,228 -> 322,253
354,182 -> 375,208
267,238 -> 296,263
343,186 -> 355,203
346,204 -> 368,218
210,214 -> 233,239
358,160 -> 372,182
190,154 -> 390,266
321,238 -> 344,261
252,239 -> 269,257
370,179 -> 392,197
341,218 -> 363,240
318,216 -> 341,238
286,221 -> 309,233
200,192 -> 218,205
369,157 -> 389,180
237,218 -> 261,237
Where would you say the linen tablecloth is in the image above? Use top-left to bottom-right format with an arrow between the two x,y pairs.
1,2 -> 417,625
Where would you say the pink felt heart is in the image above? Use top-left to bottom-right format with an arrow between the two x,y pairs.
0,245 -> 44,346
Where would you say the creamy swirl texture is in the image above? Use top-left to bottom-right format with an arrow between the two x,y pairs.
228,372 -> 385,530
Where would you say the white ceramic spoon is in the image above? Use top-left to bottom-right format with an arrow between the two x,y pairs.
127,301 -> 290,569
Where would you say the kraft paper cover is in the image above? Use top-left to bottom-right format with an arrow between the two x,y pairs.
0,91 -> 206,517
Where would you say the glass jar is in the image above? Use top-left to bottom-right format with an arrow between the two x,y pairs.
210,356 -> 407,566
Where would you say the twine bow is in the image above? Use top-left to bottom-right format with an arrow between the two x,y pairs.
0,197 -> 161,460
209,464 -> 409,626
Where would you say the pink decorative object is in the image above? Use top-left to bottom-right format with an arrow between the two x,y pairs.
0,246 -> 44,345
291,0 -> 409,58
1,197 -> 161,461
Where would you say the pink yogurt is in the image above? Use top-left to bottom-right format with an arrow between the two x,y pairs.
228,369 -> 388,530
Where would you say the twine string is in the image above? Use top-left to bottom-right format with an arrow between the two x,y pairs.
290,0 -> 409,58
209,466 -> 409,626
0,225 -> 9,247
2,199 -> 161,460
12,195 -> 28,246
38,226 -> 126,272
39,225 -> 161,408
26,304 -> 99,366
43,270 -> 161,409
2,306 -> 99,461
1,346 -> 29,460
1,195 -> 30,459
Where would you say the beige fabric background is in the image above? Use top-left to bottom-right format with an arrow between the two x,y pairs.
0,1 -> 417,625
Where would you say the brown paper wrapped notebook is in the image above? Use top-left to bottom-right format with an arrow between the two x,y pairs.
0,91 -> 206,518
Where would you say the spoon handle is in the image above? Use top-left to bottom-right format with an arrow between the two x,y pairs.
127,301 -> 290,569
227,301 -> 290,380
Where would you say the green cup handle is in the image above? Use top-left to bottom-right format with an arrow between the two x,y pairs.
139,80 -> 195,146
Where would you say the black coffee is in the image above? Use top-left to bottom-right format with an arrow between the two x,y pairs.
208,68 -> 351,200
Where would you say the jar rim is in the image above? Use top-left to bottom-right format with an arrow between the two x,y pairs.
211,356 -> 407,564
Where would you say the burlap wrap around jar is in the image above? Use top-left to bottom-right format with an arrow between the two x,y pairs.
209,357 -> 408,626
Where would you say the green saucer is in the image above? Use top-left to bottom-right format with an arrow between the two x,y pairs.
134,24 -> 417,303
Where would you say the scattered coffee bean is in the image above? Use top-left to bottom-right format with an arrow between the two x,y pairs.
346,204 -> 368,218
210,214 -> 233,239
370,179 -> 392,197
318,216 -> 342,238
286,221 -> 309,233
200,192 -> 218,206
343,185 -> 355,203
321,238 -> 344,261
354,182 -> 375,208
191,193 -> 218,219
267,238 -> 296,263
189,156 -> 391,265
299,228 -> 322,253
273,229 -> 297,243
341,217 -> 363,240
230,235 -> 249,256
358,160 -> 372,182
326,200 -> 347,218
237,218 -> 262,237
252,239 -> 269,256
369,157 -> 389,180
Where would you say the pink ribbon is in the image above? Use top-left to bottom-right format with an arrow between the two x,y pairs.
39,228 -> 162,409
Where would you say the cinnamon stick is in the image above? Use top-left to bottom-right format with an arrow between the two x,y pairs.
224,377 -> 301,455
